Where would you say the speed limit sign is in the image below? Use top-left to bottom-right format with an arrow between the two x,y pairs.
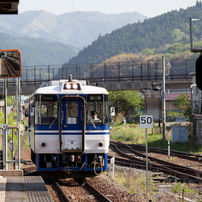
140,115 -> 153,128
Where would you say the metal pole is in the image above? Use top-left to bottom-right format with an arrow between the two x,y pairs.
168,141 -> 170,158
186,60 -> 188,80
162,55 -> 166,143
145,128 -> 148,190
4,79 -> 8,170
4,79 -> 7,124
62,65 -> 64,79
16,78 -> 19,127
141,61 -> 143,81
190,18 -> 193,51
19,78 -> 21,122
48,65 -> 50,81
155,61 -> 157,81
18,128 -> 20,170
76,64 -> 78,79
34,66 -> 36,86
118,62 -> 120,82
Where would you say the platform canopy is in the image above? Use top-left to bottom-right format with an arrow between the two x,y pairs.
0,0 -> 19,14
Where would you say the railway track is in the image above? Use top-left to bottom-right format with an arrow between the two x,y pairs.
109,141 -> 202,182
110,140 -> 202,161
128,143 -> 202,161
50,179 -> 71,202
2,58 -> 18,77
49,178 -> 112,202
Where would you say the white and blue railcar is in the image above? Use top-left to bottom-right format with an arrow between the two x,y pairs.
28,75 -> 110,178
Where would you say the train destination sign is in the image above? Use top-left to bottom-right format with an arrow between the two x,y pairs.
0,49 -> 22,78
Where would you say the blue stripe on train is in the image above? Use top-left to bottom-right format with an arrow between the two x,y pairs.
36,153 -> 108,171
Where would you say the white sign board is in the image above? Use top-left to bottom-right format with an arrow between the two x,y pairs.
140,115 -> 153,128
68,118 -> 77,124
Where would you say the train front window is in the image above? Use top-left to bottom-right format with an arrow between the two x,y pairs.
35,94 -> 58,125
86,94 -> 108,125
66,102 -> 78,124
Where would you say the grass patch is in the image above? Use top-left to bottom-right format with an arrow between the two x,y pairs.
110,123 -> 202,154
105,170 -> 157,198
173,182 -> 197,196
108,122 -> 200,200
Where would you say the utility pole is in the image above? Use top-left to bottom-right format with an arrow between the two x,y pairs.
3,78 -> 8,169
4,79 -> 7,125
162,55 -> 166,143
16,78 -> 21,126
16,78 -> 19,126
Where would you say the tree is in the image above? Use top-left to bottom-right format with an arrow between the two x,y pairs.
109,91 -> 144,115
141,48 -> 155,56
173,93 -> 191,118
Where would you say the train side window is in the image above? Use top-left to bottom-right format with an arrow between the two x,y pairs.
66,102 -> 78,124
86,94 -> 108,125
35,94 -> 58,125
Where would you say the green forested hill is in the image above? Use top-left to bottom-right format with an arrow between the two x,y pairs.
68,1 -> 202,64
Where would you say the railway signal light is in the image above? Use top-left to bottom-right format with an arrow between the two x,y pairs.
110,107 -> 115,116
196,55 -> 202,90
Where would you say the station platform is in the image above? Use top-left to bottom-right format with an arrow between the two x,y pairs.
0,170 -> 54,202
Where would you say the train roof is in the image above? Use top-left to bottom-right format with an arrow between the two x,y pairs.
34,79 -> 108,95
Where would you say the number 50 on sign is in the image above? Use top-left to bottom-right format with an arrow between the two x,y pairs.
140,115 -> 153,128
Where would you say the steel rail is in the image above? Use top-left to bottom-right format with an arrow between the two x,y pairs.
85,181 -> 113,202
128,143 -> 202,161
107,155 -> 202,182
111,140 -> 202,161
110,143 -> 202,182
51,179 -> 71,202
2,59 -> 18,77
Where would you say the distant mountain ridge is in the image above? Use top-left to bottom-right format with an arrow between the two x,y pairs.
0,32 -> 80,66
67,2 -> 202,64
0,10 -> 147,47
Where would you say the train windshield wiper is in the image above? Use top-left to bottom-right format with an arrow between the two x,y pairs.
89,116 -> 97,129
49,117 -> 57,129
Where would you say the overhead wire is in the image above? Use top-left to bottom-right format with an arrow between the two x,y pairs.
0,16 -> 87,47
0,34 -> 68,63
0,28 -> 78,57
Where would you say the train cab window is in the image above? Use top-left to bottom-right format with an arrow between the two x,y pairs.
86,94 -> 108,125
35,94 -> 58,125
66,102 -> 78,124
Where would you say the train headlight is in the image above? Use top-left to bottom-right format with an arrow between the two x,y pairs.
66,83 -> 71,89
73,83 -> 78,89
98,141 -> 103,147
63,82 -> 80,90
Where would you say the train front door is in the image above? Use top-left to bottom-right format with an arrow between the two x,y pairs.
59,97 -> 85,153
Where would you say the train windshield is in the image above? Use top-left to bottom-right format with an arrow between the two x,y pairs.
35,94 -> 58,125
86,94 -> 108,125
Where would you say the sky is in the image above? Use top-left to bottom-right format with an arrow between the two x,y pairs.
19,0 -> 198,18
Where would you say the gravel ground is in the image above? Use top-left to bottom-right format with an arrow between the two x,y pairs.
20,147 -> 146,201
20,147 -> 202,201
108,145 -> 202,202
